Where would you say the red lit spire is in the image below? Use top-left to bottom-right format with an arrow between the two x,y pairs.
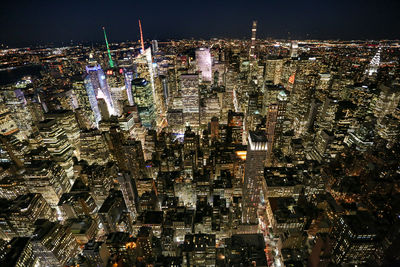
139,19 -> 145,53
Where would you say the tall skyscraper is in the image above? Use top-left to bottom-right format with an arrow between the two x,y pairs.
373,83 -> 400,121
195,48 -> 212,82
132,78 -> 156,128
85,65 -> 115,122
330,212 -> 379,265
290,41 -> 299,58
23,161 -> 71,207
117,172 -> 139,220
106,69 -> 127,116
124,69 -> 135,106
250,20 -> 257,59
181,74 -> 200,127
265,103 -> 278,165
73,79 -> 96,128
366,46 -> 381,76
242,131 -> 268,224
83,75 -> 101,126
45,110 -> 80,158
151,40 -> 159,53
134,47 -> 157,119
31,220 -> 79,266
38,119 -> 74,179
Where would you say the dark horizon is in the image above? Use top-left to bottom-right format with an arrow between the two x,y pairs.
1,0 -> 400,47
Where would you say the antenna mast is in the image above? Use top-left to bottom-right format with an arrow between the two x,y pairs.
139,19 -> 145,53
103,27 -> 115,68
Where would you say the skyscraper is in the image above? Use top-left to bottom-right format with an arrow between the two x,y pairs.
250,20 -> 257,59
330,212 -> 379,265
290,41 -> 299,58
85,65 -> 115,122
265,103 -> 278,165
242,131 -> 268,224
195,48 -> 212,82
132,78 -> 156,128
181,74 -> 200,127
83,75 -> 101,126
38,119 -> 74,179
31,220 -> 79,266
366,46 -> 381,76
151,40 -> 159,53
124,69 -> 135,106
73,79 -> 96,128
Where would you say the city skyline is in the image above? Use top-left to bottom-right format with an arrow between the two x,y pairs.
0,2 -> 400,267
1,0 -> 400,47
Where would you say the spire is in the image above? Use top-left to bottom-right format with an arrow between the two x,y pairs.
250,20 -> 257,59
102,27 -> 115,68
139,19 -> 145,53
367,46 -> 381,76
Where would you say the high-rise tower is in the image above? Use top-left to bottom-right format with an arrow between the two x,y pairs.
249,21 -> 257,59
132,78 -> 156,128
195,48 -> 212,82
242,131 -> 268,224
367,46 -> 381,76
181,74 -> 200,127
38,119 -> 74,180
290,41 -> 299,58
85,65 -> 115,123
102,27 -> 115,68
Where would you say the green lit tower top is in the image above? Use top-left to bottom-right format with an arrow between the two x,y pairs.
102,27 -> 115,68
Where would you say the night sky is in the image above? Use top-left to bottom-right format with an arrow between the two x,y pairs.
0,0 -> 399,46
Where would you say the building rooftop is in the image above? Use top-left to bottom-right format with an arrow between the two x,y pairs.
249,131 -> 268,143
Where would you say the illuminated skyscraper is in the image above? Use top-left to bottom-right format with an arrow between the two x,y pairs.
106,68 -> 127,116
117,172 -> 138,220
134,48 -> 157,119
290,41 -> 299,58
250,21 -> 257,59
151,40 -> 159,53
373,83 -> 400,121
73,79 -> 96,128
181,74 -> 200,127
31,220 -> 79,266
132,78 -> 156,128
23,161 -> 71,207
0,237 -> 39,266
195,48 -> 212,82
0,194 -> 54,240
330,212 -> 379,265
228,111 -> 244,145
366,47 -> 381,76
124,69 -> 135,106
38,119 -> 74,180
45,110 -> 80,158
265,103 -> 278,165
242,131 -> 268,224
84,65 -> 115,124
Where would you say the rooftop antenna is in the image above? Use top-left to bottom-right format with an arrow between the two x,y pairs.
102,27 -> 114,68
139,19 -> 145,53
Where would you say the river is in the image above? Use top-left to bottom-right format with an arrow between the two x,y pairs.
0,65 -> 43,86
